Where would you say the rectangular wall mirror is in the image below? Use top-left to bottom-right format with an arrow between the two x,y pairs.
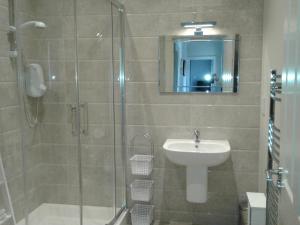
159,35 -> 239,93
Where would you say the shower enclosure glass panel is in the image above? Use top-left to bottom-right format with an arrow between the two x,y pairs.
79,1 -> 126,221
14,0 -> 81,224
11,0 -> 126,224
76,0 -> 125,223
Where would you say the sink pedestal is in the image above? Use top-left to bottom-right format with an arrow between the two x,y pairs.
186,166 -> 208,203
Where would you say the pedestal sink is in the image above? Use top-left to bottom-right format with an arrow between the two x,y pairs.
163,139 -> 231,203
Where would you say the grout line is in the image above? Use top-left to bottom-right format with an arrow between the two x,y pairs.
126,124 -> 260,129
125,103 -> 261,107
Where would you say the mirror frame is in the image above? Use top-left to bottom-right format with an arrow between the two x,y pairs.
158,34 -> 240,94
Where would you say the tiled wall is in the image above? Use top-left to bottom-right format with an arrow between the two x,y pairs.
123,0 -> 263,224
0,0 -> 262,224
0,0 -> 43,221
32,0 -> 81,206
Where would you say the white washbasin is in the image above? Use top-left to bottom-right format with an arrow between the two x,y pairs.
163,139 -> 230,167
163,139 -> 231,203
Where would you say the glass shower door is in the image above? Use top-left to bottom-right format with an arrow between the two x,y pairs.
14,0 -> 81,224
76,0 -> 126,224
11,0 -> 126,224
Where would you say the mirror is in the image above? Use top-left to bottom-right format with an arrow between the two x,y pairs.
159,35 -> 239,93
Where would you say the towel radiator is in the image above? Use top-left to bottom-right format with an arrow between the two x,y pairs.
265,70 -> 285,225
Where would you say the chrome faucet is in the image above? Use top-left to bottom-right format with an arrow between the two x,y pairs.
194,129 -> 200,143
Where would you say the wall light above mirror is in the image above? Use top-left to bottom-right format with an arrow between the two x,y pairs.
181,21 -> 217,36
159,34 -> 239,94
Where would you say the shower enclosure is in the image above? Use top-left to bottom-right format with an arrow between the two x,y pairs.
8,0 -> 127,224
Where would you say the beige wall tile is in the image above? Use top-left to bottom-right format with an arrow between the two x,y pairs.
0,83 -> 19,107
77,38 -> 111,60
0,6 -> 9,31
79,82 -> 113,103
40,124 -> 76,144
240,36 -> 263,59
0,58 -> 15,82
190,105 -> 260,128
190,82 -> 261,105
126,83 -> 191,104
0,31 -> 9,57
77,15 -> 111,38
194,0 -> 263,12
35,0 -> 64,16
125,0 -> 195,14
126,37 -> 159,60
81,144 -> 114,166
80,124 -> 114,145
39,103 -> 68,123
87,103 -> 114,124
127,61 -> 158,82
239,59 -> 262,82
78,60 -> 112,81
77,0 -> 110,16
0,106 -> 20,132
0,0 -> 263,223
0,130 -> 22,159
153,189 -> 238,215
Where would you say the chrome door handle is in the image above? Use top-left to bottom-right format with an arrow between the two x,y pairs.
80,103 -> 88,136
69,103 -> 89,136
69,104 -> 78,136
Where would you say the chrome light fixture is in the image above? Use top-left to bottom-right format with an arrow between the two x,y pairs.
181,21 -> 216,35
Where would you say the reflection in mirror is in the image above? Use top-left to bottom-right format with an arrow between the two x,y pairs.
159,35 -> 239,93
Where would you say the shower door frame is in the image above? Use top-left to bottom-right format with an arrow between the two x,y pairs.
75,0 -> 127,224
74,0 -> 128,225
109,0 -> 128,224
69,0 -> 128,223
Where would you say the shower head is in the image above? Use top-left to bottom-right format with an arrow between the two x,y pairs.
33,21 -> 47,29
20,21 -> 47,29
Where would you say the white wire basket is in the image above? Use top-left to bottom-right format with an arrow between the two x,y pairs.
130,180 -> 154,202
130,204 -> 154,225
130,154 -> 153,176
